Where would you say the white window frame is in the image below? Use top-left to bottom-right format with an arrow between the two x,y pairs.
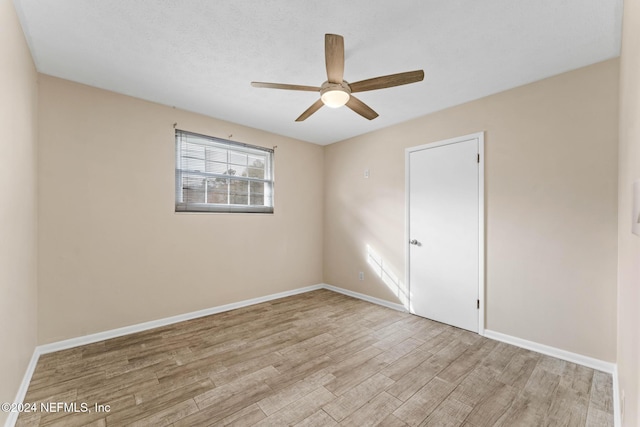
175,130 -> 274,213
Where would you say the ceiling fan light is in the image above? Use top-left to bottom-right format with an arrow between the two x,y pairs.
321,89 -> 350,108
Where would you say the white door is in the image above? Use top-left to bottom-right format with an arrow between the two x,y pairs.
407,134 -> 482,333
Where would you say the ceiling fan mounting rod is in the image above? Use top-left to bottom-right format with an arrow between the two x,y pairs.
320,81 -> 351,95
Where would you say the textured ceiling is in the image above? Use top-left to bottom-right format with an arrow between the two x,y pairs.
14,0 -> 622,145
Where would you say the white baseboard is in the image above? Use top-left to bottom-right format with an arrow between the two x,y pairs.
4,351 -> 40,427
33,283 -> 401,357
612,365 -> 620,427
38,284 -> 324,355
321,283 -> 407,312
483,329 -> 615,374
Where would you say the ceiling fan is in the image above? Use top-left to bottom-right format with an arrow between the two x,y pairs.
251,34 -> 424,122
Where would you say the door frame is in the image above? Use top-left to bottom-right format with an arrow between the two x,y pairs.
404,132 -> 485,335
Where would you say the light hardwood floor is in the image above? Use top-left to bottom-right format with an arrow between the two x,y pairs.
16,289 -> 613,426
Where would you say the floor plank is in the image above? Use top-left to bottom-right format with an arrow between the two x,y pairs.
463,381 -> 519,426
340,392 -> 402,427
322,373 -> 394,422
209,403 -> 267,426
421,396 -> 473,427
253,386 -> 336,427
294,409 -> 339,427
393,377 -> 457,426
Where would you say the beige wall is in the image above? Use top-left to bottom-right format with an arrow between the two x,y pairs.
0,0 -> 39,423
324,59 -> 619,362
618,0 -> 640,424
37,75 -> 324,344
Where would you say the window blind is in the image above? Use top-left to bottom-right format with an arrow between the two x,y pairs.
175,130 -> 274,213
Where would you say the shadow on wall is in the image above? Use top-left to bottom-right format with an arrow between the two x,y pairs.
366,244 -> 410,310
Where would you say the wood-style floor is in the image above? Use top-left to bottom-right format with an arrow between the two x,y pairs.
16,289 -> 613,427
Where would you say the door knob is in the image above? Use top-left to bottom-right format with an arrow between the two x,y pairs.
410,239 -> 420,246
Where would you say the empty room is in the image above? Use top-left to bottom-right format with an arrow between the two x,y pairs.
1,0 -> 639,426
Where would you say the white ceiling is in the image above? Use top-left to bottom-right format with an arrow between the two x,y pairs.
14,0 -> 623,145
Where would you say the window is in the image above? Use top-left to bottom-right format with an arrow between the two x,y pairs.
175,130 -> 274,213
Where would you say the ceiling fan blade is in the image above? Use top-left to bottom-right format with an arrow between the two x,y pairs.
325,34 -> 345,84
346,95 -> 379,120
295,99 -> 324,122
251,82 -> 320,92
349,70 -> 424,93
